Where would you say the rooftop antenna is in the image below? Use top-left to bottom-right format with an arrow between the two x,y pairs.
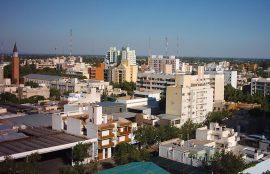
69,29 -> 73,56
0,42 -> 4,64
177,35 -> 179,58
165,37 -> 168,57
148,37 -> 151,65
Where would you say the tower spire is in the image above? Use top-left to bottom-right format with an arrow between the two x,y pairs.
13,42 -> 18,53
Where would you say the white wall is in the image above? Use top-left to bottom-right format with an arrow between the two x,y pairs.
67,117 -> 82,136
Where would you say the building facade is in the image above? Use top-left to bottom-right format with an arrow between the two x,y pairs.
121,47 -> 136,66
136,72 -> 176,95
251,78 -> 270,96
52,104 -> 136,160
88,63 -> 105,80
106,47 -> 119,63
11,43 -> 20,85
111,59 -> 138,83
166,73 -> 214,126
196,122 -> 239,151
149,55 -> 179,74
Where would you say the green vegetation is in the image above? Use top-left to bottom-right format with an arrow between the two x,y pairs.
50,88 -> 61,100
205,111 -> 232,125
225,85 -> 269,110
178,119 -> 202,140
4,64 -> 87,83
0,92 -> 19,103
0,153 -> 40,174
134,121 -> 200,148
59,143 -> 98,174
210,151 -> 245,174
0,92 -> 45,104
114,142 -> 150,165
111,81 -> 136,95
72,143 -> 90,166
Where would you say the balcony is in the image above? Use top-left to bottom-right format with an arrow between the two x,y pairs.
118,122 -> 131,127
118,136 -> 131,143
117,130 -> 130,136
98,123 -> 115,131
98,132 -> 115,140
98,141 -> 115,149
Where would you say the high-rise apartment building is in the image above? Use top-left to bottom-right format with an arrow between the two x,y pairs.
120,47 -> 136,65
106,47 -> 119,63
11,43 -> 20,85
112,57 -> 138,83
149,55 -> 179,74
166,73 -> 214,126
164,66 -> 224,126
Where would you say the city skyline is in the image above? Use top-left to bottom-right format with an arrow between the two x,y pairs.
0,0 -> 270,58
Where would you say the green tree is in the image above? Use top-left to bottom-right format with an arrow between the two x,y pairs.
0,156 -> 17,174
50,88 -> 61,100
205,111 -> 232,125
0,92 -> 19,103
179,119 -> 200,140
134,125 -> 159,148
27,95 -> 46,104
22,153 -> 41,174
211,151 -> 245,174
72,143 -> 90,166
114,143 -> 141,165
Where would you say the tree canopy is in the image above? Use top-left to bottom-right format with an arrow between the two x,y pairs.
110,81 -> 136,95
205,111 -> 232,125
225,85 -> 269,110
114,142 -> 150,165
211,151 -> 245,174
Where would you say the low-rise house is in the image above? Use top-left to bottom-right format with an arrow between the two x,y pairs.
196,122 -> 239,151
52,103 -> 137,160
159,138 -> 216,167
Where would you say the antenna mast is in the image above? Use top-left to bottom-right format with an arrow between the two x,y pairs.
165,37 -> 168,57
148,37 -> 151,65
177,36 -> 179,58
69,29 -> 73,56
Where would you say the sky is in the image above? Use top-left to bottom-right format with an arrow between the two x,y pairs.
0,0 -> 270,58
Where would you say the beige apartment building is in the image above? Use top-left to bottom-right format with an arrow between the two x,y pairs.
112,59 -> 138,83
165,66 -> 224,126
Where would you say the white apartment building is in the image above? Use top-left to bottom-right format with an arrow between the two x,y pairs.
134,90 -> 161,108
179,62 -> 193,74
121,47 -> 136,65
61,88 -> 101,104
23,74 -> 113,94
196,122 -> 239,151
52,104 -> 136,160
65,62 -> 90,78
106,47 -> 120,63
166,74 -> 214,126
251,78 -> 270,96
137,71 -> 176,95
224,70 -> 237,88
205,70 -> 237,88
116,95 -> 148,108
149,55 -> 179,74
